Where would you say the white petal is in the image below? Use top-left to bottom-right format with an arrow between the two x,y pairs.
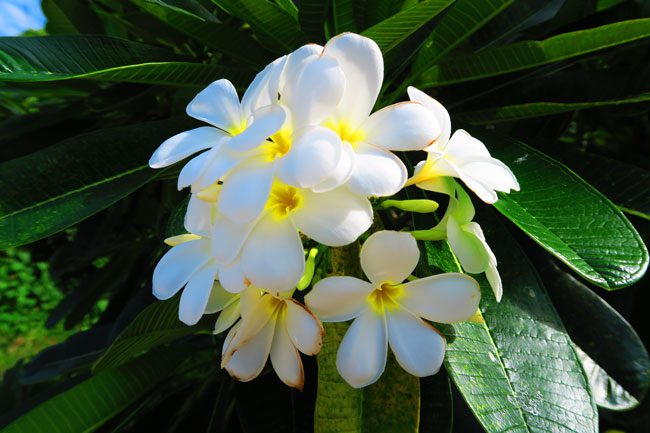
152,240 -> 211,300
312,140 -> 355,193
178,151 -> 210,190
407,86 -> 451,148
149,127 -> 226,169
224,294 -> 278,358
241,56 -> 287,116
362,102 -> 441,151
360,231 -> 419,286
457,157 -> 520,204
323,33 -> 383,127
447,217 -> 490,274
463,222 -> 503,302
336,310 -> 387,388
224,314 -> 276,382
276,126 -> 343,189
212,213 -> 258,265
205,281 -> 237,313
226,104 -> 286,153
280,44 -> 323,91
239,286 -> 263,317
283,56 -> 345,127
214,300 -> 241,334
270,318 -> 304,389
218,259 -> 249,293
184,194 -> 212,237
445,129 -> 491,160
400,273 -> 481,323
179,264 -> 218,325
284,299 -> 323,355
306,277 -> 374,322
387,307 -> 446,377
218,157 -> 274,224
347,143 -> 406,197
291,188 -> 373,247
193,142 -> 246,190
186,79 -> 241,130
241,215 -> 305,293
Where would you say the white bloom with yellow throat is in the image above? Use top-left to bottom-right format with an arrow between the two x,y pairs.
221,287 -> 323,390
305,231 -> 480,388
406,86 -> 519,204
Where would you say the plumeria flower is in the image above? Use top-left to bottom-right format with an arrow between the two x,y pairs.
406,86 -> 519,204
314,34 -> 443,197
221,287 -> 323,389
418,179 -> 503,301
204,281 -> 243,335
148,57 -> 287,197
306,231 -> 480,388
211,181 -> 373,293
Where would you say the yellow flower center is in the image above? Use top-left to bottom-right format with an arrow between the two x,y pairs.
367,282 -> 404,313
267,182 -> 302,219
324,119 -> 366,146
263,127 -> 292,160
228,119 -> 248,136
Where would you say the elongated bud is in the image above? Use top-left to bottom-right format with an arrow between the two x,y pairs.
297,248 -> 319,291
409,228 -> 446,241
381,199 -> 439,213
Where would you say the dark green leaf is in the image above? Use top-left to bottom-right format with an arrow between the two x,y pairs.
420,209 -> 598,433
456,92 -> 650,124
0,348 -> 184,433
298,0 -> 329,41
484,132 -> 649,288
211,0 -> 307,52
0,35 -> 242,86
540,259 -> 650,410
361,0 -> 455,56
0,118 -> 194,249
130,0 -> 271,67
331,0 -> 357,33
419,18 -> 650,87
42,0 -> 103,34
411,0 -> 515,76
93,295 -> 210,372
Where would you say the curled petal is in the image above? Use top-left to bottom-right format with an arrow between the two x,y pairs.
214,300 -> 241,334
149,127 -> 226,169
178,151 -> 210,190
226,104 -> 286,153
312,140 -> 355,193
336,310 -> 387,388
186,79 -> 241,131
360,231 -> 419,286
179,264 -> 218,325
347,143 -> 406,197
407,86 -> 451,149
241,56 -> 287,116
152,240 -> 211,300
447,217 -> 490,274
285,299 -> 323,355
306,276 -> 374,322
223,315 -> 276,382
205,281 -> 237,314
270,318 -> 305,389
400,273 -> 481,324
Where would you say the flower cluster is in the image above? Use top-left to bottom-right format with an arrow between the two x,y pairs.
149,33 -> 519,389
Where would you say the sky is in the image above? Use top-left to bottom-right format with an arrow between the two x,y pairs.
0,0 -> 46,36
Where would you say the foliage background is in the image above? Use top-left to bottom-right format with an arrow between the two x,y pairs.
1,0 -> 650,432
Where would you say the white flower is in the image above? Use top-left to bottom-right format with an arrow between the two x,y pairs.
313,34 -> 442,197
204,282 -> 246,334
406,86 -> 519,204
221,288 -> 323,389
305,231 -> 480,388
211,181 -> 373,293
422,179 -> 503,301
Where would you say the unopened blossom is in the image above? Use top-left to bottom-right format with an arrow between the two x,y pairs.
306,231 -> 480,388
211,181 -> 373,293
221,287 -> 323,389
417,179 -> 503,301
406,86 -> 519,204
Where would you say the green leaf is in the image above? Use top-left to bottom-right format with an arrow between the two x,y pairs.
0,118 -> 195,250
419,18 -> 650,87
420,210 -> 598,433
331,0 -> 357,33
540,259 -> 650,410
353,0 -> 418,30
211,0 -> 307,53
0,35 -> 243,87
0,348 -> 184,433
484,133 -> 649,288
411,0 -> 515,76
456,92 -> 650,124
361,0 -> 455,56
298,0 -> 329,41
130,0 -> 271,67
93,295 -> 210,372
42,0 -> 103,34
549,150 -> 650,221
314,244 -> 420,433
